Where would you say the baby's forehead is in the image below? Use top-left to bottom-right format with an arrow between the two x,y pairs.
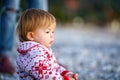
45,26 -> 55,30
44,23 -> 56,29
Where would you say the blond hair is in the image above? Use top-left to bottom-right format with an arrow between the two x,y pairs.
16,8 -> 56,42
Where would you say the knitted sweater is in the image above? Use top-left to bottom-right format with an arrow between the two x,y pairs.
16,41 -> 70,80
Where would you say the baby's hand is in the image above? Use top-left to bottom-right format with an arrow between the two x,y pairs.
67,73 -> 78,80
72,73 -> 78,80
68,77 -> 75,80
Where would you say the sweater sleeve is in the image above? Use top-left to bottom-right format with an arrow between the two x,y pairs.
56,63 -> 73,78
24,49 -> 69,80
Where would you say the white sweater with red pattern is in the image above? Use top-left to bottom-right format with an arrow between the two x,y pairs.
16,41 -> 70,80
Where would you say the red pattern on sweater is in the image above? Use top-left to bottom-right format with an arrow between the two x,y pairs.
16,41 -> 70,80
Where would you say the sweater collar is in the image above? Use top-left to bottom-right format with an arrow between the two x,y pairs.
17,41 -> 52,54
17,41 -> 40,54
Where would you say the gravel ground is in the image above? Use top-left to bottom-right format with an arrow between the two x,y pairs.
0,25 -> 120,80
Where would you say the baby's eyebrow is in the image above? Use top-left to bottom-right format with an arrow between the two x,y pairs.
47,28 -> 53,30
46,29 -> 51,31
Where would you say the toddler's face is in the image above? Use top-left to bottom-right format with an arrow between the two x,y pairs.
33,23 -> 56,48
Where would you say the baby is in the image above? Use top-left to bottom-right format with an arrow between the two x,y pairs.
16,8 -> 78,80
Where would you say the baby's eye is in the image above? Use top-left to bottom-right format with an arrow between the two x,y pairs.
46,31 -> 49,34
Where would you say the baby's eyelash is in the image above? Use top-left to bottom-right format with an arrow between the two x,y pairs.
46,31 -> 49,33
45,30 -> 55,34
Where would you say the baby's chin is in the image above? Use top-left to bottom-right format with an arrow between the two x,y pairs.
45,45 -> 52,49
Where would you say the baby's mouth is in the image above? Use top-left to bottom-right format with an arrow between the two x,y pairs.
50,41 -> 53,44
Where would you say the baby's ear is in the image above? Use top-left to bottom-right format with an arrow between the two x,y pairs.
26,32 -> 34,41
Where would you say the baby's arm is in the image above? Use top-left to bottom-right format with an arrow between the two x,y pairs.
56,63 -> 78,80
24,50 -> 69,80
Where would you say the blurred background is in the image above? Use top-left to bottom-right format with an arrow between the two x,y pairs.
0,0 -> 120,80
49,0 -> 120,27
49,0 -> 120,28
1,0 -> 120,28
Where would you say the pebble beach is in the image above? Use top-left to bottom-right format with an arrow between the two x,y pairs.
0,25 -> 120,80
